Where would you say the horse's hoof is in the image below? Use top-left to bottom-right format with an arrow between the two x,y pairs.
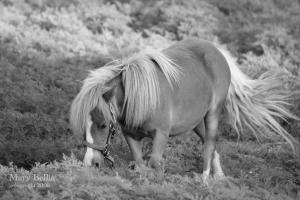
128,162 -> 136,170
148,157 -> 163,172
213,172 -> 225,180
202,173 -> 210,185
128,160 -> 145,171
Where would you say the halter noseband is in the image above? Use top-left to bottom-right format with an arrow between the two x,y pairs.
82,103 -> 118,168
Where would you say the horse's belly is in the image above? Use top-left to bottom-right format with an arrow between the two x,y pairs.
169,71 -> 213,136
169,108 -> 206,136
169,124 -> 197,136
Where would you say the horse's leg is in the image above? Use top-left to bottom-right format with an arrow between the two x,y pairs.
202,108 -> 221,182
212,150 -> 224,178
148,129 -> 169,170
194,121 -> 224,179
124,134 -> 144,169
193,120 -> 205,144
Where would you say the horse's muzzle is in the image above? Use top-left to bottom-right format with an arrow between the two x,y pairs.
83,148 -> 104,168
91,153 -> 104,168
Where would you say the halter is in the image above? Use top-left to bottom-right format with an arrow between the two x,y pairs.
82,103 -> 118,168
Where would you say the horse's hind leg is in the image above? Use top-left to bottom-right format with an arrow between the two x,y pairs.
212,150 -> 224,178
202,107 -> 222,182
194,121 -> 224,179
193,120 -> 205,144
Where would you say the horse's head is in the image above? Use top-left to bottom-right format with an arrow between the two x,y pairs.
83,107 -> 119,168
82,108 -> 107,167
82,74 -> 123,168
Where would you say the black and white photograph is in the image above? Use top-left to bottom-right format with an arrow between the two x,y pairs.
0,0 -> 299,199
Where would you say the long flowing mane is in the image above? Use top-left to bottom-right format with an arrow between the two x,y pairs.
122,49 -> 181,127
70,49 -> 181,135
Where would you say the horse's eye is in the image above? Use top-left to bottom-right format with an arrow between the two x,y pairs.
100,124 -> 107,129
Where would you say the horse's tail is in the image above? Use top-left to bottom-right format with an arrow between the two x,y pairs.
218,47 -> 299,152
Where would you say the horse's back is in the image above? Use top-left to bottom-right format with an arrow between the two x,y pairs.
160,39 -> 231,134
165,39 -> 231,97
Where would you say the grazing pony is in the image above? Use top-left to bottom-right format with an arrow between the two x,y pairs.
70,39 -> 298,181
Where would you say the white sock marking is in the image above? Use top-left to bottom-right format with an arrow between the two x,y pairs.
213,151 -> 224,176
83,115 -> 94,166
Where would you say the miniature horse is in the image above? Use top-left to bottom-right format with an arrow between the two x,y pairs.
70,39 -> 297,182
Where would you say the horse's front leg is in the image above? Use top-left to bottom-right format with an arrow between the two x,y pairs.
124,134 -> 145,169
148,129 -> 170,170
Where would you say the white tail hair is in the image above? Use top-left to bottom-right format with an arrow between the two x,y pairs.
218,47 -> 299,152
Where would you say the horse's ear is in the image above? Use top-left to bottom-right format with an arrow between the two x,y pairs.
102,74 -> 122,102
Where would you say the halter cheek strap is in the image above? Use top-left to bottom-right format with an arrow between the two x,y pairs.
82,102 -> 119,168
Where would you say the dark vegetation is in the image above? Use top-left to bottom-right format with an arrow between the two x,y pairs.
0,0 -> 299,199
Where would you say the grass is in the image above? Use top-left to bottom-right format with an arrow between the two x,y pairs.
1,137 -> 299,199
0,0 -> 299,199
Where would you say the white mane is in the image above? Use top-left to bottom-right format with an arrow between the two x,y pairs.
122,49 -> 181,127
70,49 -> 181,134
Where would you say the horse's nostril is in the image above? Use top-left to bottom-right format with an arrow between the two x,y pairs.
92,158 -> 102,168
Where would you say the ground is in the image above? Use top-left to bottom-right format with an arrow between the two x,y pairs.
0,0 -> 300,199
